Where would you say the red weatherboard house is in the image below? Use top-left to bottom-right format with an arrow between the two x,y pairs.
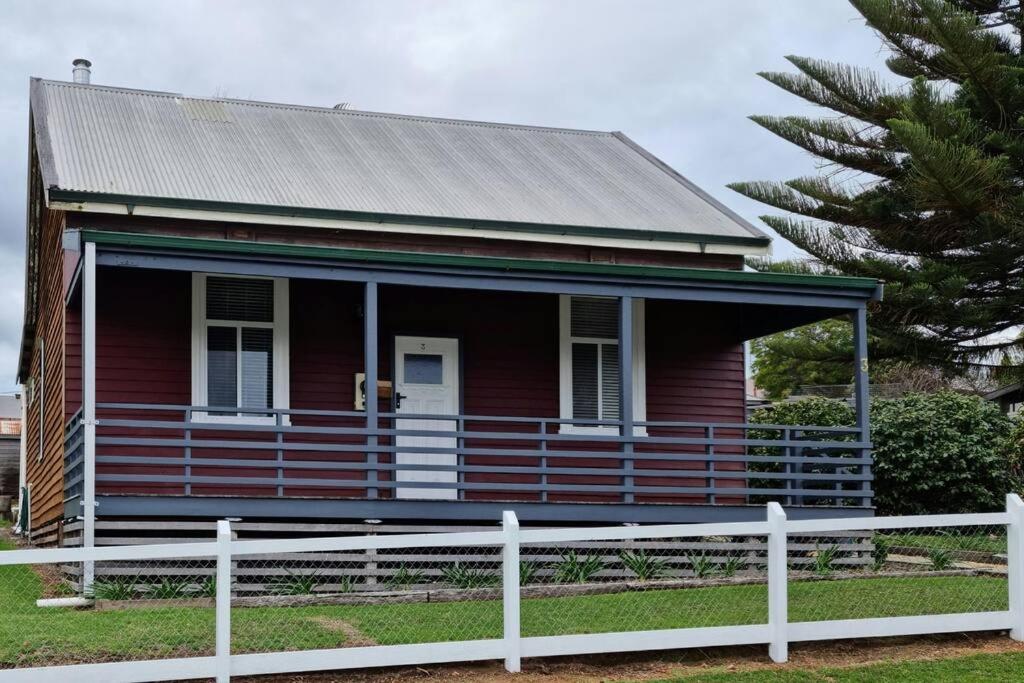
17,61 -> 880,549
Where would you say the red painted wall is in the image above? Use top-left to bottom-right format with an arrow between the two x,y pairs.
80,269 -> 747,505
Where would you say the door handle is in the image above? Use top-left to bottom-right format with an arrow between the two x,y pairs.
395,392 -> 408,409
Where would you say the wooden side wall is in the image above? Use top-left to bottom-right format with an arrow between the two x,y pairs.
23,207 -> 67,529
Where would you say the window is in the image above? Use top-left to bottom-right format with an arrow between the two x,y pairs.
559,295 -> 646,434
191,274 -> 289,423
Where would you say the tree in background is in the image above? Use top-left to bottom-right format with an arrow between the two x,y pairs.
730,0 -> 1024,372
752,318 -> 853,398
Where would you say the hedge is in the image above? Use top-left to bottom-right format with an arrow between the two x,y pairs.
750,391 -> 1013,516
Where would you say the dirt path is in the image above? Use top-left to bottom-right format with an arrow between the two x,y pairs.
239,631 -> 1024,682
306,616 -> 378,648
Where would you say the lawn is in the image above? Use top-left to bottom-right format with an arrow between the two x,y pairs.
650,650 -> 1024,682
0,533 -> 1010,669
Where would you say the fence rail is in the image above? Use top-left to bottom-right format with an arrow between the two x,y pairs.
70,402 -> 871,508
2,496 -> 1022,682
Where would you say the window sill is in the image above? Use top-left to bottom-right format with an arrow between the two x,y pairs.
190,413 -> 291,427
558,424 -> 649,437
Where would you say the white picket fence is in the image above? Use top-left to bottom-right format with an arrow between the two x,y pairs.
1,496 -> 1023,682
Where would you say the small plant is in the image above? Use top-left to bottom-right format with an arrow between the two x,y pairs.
688,553 -> 715,579
871,536 -> 890,571
519,561 -> 539,586
386,564 -> 425,589
619,550 -> 666,581
197,577 -> 217,598
86,577 -> 138,601
813,544 -> 840,576
335,575 -> 355,593
929,547 -> 953,571
442,562 -> 499,589
553,551 -> 604,584
146,578 -> 192,600
719,556 -> 743,578
271,569 -> 320,596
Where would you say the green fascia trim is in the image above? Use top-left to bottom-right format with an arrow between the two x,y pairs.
53,189 -> 772,249
81,230 -> 880,292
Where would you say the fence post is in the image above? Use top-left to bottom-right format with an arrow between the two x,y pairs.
1009,494 -> 1024,641
502,510 -> 521,673
766,502 -> 788,663
216,519 -> 232,682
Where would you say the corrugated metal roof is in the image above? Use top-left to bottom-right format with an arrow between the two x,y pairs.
31,79 -> 767,244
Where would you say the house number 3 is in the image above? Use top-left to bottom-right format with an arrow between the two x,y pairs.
860,359 -> 869,372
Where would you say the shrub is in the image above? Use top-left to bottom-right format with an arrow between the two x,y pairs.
751,392 -> 1013,516
552,551 -> 603,584
749,396 -> 855,430
619,549 -> 666,581
870,392 -> 1011,516
442,563 -> 499,589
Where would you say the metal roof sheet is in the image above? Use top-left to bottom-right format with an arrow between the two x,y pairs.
31,79 -> 767,244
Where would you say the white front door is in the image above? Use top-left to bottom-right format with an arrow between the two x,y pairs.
394,336 -> 460,500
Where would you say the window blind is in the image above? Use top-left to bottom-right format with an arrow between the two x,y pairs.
207,277 -> 274,322
570,297 -> 618,338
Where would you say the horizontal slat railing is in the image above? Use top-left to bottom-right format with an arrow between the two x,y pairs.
88,403 -> 871,507
63,409 -> 86,501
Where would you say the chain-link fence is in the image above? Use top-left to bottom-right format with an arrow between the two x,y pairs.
520,533 -> 770,637
788,523 -> 1009,623
1,503 -> 1021,679
0,556 -> 216,668
230,541 -> 505,652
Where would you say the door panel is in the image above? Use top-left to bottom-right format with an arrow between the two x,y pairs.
394,336 -> 459,500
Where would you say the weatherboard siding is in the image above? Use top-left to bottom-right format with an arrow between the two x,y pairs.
74,269 -> 745,508
24,207 -> 68,529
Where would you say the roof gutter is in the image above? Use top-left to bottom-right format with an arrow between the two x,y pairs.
50,189 -> 774,255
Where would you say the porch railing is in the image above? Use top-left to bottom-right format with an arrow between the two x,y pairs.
67,403 -> 872,508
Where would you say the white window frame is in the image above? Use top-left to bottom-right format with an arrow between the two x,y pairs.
558,295 -> 646,435
191,273 -> 290,425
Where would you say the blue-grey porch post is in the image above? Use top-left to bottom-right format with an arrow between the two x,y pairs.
365,282 -> 379,499
620,296 -> 634,504
852,305 -> 871,507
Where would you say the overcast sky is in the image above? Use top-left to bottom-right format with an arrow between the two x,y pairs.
0,0 -> 891,392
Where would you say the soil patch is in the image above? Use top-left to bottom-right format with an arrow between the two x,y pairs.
239,631 -> 1024,682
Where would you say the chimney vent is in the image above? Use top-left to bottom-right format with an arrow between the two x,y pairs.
72,58 -> 92,84
333,103 -> 350,110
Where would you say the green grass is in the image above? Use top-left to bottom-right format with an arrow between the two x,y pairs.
648,651 -> 1024,681
0,535 -> 1010,666
0,571 -> 1009,666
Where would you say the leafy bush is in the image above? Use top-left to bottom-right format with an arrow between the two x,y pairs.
871,392 -> 1010,515
749,396 -> 855,430
86,577 -> 138,601
271,569 -> 320,595
552,551 -> 603,584
812,545 -> 839,576
751,392 -> 1013,516
442,562 -> 499,589
687,553 -> 714,579
385,564 -> 424,589
519,561 -> 539,586
618,549 -> 666,581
